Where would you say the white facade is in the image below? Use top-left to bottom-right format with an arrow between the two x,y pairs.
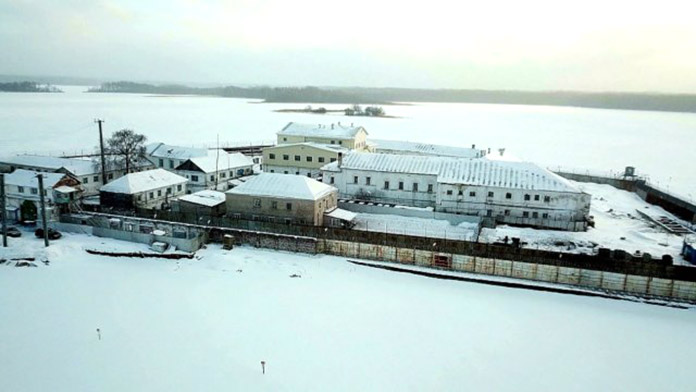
100,169 -> 188,210
175,152 -> 254,193
321,152 -> 591,231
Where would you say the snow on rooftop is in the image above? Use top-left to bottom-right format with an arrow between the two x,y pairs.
226,173 -> 336,200
182,152 -> 254,173
371,139 -> 483,159
100,169 -> 187,194
3,169 -> 66,189
325,208 -> 357,221
146,143 -> 208,160
177,190 -> 226,207
0,155 -> 97,176
278,122 -> 366,140
323,152 -> 580,193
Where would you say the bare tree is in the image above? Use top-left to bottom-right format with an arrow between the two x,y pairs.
106,129 -> 148,174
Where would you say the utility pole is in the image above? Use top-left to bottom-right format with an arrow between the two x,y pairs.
1,173 -> 7,247
96,119 -> 108,185
37,174 -> 49,247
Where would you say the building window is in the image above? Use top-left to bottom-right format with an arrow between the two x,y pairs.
366,177 -> 371,185
271,201 -> 278,209
137,195 -> 142,201
318,157 -> 325,163
488,191 -> 494,197
270,170 -> 274,173
166,187 -> 172,194
158,159 -> 164,167
306,156 -> 313,162
384,181 -> 390,190
93,175 -> 99,182
532,212 -> 539,218
458,190 -> 463,196
17,186 -> 24,193
504,209 -> 510,216
469,191 -> 476,197
169,160 -> 174,169
427,184 -> 433,193
108,173 -> 113,180
542,213 -> 549,219
269,153 -> 276,160
31,188 -> 38,195
210,175 -> 215,182
446,190 -> 453,195
294,155 -> 301,161
253,198 -> 261,208
486,209 -> 492,217
191,175 -> 199,182
283,137 -> 287,142
221,172 -> 226,178
413,183 -> 418,192
534,194 -> 540,201
83,177 -> 88,184
506,192 -> 512,199
307,173 -> 311,177
524,194 -> 531,201
544,196 -> 551,203
398,181 -> 404,190
283,155 -> 289,161
353,176 -> 358,184
157,190 -> 162,197
177,184 -> 182,192
330,158 -> 336,163
296,171 -> 300,175
331,140 -> 335,144
284,171 -> 289,174
330,176 -> 335,184
286,202 -> 292,210
523,211 -> 529,218
149,192 -> 154,199
338,141 -> 342,145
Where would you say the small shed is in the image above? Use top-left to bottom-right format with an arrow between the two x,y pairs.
683,236 -> 696,264
173,190 -> 227,217
324,208 -> 357,228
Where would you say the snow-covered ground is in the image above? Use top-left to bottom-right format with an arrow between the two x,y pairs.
481,181 -> 690,263
2,232 -> 696,391
353,213 -> 477,240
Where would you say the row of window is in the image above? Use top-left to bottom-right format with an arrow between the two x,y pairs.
136,185 -> 183,201
14,186 -> 47,196
268,153 -> 336,164
253,199 -> 293,210
82,173 -> 114,184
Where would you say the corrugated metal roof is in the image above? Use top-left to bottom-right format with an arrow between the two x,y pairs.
371,139 -> 482,158
100,169 -> 188,194
278,122 -> 366,140
323,152 -> 580,193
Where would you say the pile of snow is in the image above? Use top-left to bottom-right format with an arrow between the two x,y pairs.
481,181 -> 687,262
1,232 -> 695,391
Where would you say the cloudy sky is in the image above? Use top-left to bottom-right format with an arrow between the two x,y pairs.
1,0 -> 695,92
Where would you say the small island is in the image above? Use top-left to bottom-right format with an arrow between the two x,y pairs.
274,104 -> 398,118
0,81 -> 62,93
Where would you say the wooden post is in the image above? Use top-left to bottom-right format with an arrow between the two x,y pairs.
96,119 -> 108,185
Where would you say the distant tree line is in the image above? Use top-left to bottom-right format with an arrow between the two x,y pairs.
0,81 -> 62,92
87,81 -> 696,113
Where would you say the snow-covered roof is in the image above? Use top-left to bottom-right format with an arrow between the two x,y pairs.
179,152 -> 254,173
100,169 -> 188,194
146,143 -> 208,160
264,142 -> 348,153
226,173 -> 336,200
371,139 -> 483,159
325,208 -> 357,221
278,122 -> 367,140
177,190 -> 226,207
323,153 -> 580,193
0,155 -> 97,176
3,169 -> 66,189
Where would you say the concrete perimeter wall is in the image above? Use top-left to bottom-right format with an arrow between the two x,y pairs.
319,239 -> 696,303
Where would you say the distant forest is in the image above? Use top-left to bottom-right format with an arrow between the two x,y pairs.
0,81 -> 62,93
88,81 -> 696,113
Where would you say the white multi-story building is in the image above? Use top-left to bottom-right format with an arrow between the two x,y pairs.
321,152 -> 591,231
276,122 -> 370,150
175,152 -> 254,193
145,143 -> 208,171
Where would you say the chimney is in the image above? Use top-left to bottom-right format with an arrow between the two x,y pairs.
471,144 -> 476,149
337,152 -> 343,167
331,123 -> 335,130
487,148 -> 491,154
351,122 -> 354,127
338,121 -> 341,126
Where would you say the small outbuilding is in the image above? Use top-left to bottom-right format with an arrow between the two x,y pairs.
225,173 -> 338,226
173,190 -> 227,217
100,169 -> 188,210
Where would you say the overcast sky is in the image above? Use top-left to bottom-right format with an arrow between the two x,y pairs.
1,0 -> 695,92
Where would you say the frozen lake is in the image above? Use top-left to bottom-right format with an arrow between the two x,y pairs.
1,85 -> 694,198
